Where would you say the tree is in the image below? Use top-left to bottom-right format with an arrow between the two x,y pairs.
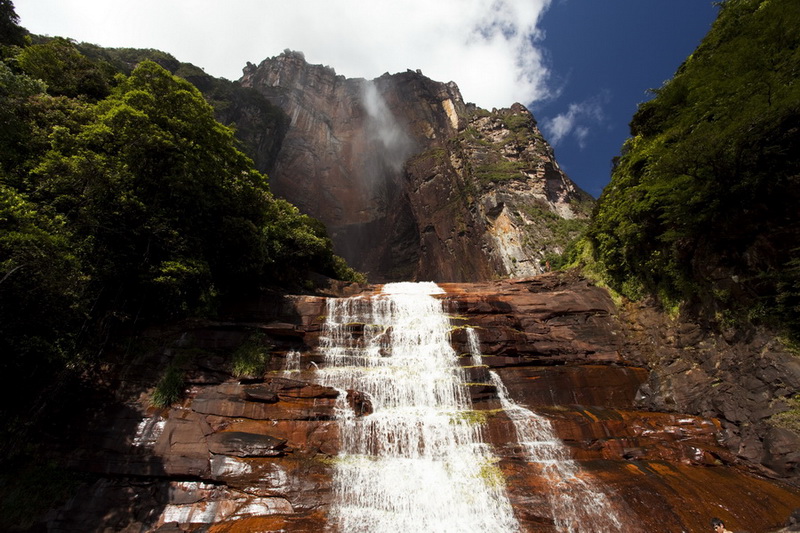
0,0 -> 26,47
24,60 -> 355,327
589,0 -> 800,336
17,38 -> 112,99
0,184 -> 84,380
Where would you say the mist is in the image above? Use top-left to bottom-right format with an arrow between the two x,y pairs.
361,81 -> 416,178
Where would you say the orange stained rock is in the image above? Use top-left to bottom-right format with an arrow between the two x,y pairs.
207,511 -> 328,533
623,462 -> 647,476
577,408 -> 601,423
605,460 -> 800,533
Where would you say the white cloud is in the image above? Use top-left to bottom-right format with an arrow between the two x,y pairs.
14,0 -> 554,109
573,125 -> 590,148
542,93 -> 608,147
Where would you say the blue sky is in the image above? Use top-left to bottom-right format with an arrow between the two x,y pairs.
15,0 -> 720,198
535,1 -> 719,197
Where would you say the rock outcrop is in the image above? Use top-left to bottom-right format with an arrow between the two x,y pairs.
33,274 -> 800,532
234,51 -> 591,282
617,300 -> 800,487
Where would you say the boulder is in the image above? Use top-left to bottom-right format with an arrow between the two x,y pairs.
206,431 -> 287,457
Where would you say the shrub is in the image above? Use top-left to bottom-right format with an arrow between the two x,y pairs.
231,332 -> 272,378
151,364 -> 185,408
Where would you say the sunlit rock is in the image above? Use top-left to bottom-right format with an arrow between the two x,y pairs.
236,51 -> 592,282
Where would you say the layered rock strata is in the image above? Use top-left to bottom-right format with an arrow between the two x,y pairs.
37,273 -> 800,532
617,300 -> 800,487
236,51 -> 591,282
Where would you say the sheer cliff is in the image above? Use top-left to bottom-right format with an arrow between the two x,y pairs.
234,51 -> 591,282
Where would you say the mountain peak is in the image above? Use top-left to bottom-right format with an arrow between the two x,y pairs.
235,53 -> 590,281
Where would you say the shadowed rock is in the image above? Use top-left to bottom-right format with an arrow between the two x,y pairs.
207,431 -> 287,457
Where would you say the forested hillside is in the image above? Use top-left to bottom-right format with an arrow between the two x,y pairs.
0,3 -> 360,433
584,0 -> 800,339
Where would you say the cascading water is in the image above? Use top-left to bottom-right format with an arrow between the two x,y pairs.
489,370 -> 627,533
282,350 -> 301,374
466,327 -> 483,365
317,282 -> 519,532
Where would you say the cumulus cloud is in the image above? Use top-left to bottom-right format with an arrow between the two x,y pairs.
542,93 -> 608,148
15,0 -> 554,109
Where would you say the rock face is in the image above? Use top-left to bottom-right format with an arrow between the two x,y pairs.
235,51 -> 591,282
617,300 -> 800,487
37,274 -> 800,532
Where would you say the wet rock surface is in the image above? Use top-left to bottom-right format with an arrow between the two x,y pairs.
33,273 -> 800,532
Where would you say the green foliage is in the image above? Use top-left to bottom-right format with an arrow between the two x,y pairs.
22,60 -> 270,319
231,332 -> 272,378
498,109 -> 546,149
546,237 -> 628,303
459,107 -> 549,184
14,59 -> 350,311
774,250 -> 800,330
68,41 -> 182,80
545,236 -> 588,273
17,38 -> 112,99
69,43 -> 291,172
330,254 -> 367,283
151,364 -> 185,408
522,203 -> 589,242
0,38 -> 360,433
0,184 -> 84,371
475,159 -> 526,183
503,113 -> 531,133
456,127 -> 493,147
148,259 -> 215,316
516,200 -> 590,270
0,61 -> 45,176
769,395 -> 800,434
0,0 -> 26,47
589,0 -> 800,336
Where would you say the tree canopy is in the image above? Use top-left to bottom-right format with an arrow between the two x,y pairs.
0,30 -> 361,419
588,0 -> 800,336
0,0 -> 26,47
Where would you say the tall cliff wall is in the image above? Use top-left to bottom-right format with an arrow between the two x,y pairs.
236,51 -> 591,282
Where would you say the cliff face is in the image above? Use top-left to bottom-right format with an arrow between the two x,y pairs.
236,51 -> 590,282
36,275 -> 800,532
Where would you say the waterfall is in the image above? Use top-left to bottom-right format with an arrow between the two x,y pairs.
282,350 -> 301,374
466,327 -> 483,365
489,371 -> 627,533
317,282 -> 519,533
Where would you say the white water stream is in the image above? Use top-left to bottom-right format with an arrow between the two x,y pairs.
489,371 -> 626,532
282,349 -> 301,374
466,327 -> 483,365
316,281 -> 627,532
317,282 -> 518,532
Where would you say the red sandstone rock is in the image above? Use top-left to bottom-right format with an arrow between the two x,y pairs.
443,275 -> 623,364
41,273 -> 800,532
206,431 -> 287,457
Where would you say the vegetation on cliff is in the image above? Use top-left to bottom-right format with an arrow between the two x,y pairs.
0,8 -> 361,439
445,105 -> 594,274
581,0 -> 800,338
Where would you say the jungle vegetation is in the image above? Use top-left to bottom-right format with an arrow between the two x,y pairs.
576,0 -> 800,339
0,5 -> 361,431
2,0 -> 799,433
